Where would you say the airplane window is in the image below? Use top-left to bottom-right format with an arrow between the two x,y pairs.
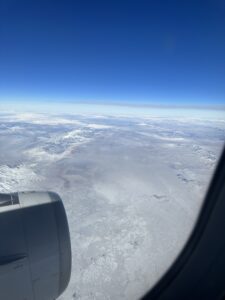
0,1 -> 224,300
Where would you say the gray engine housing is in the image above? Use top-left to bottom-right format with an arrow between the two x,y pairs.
0,191 -> 71,300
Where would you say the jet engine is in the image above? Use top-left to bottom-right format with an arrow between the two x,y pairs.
0,191 -> 71,300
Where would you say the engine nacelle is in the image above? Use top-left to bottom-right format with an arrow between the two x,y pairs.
0,191 -> 71,300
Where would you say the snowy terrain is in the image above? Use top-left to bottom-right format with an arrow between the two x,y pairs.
0,111 -> 224,299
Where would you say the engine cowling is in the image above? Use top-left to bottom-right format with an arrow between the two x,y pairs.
0,191 -> 71,300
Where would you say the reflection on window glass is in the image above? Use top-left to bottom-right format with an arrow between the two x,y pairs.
0,193 -> 12,207
0,193 -> 19,207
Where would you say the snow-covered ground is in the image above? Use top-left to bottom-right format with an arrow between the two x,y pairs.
0,111 -> 224,299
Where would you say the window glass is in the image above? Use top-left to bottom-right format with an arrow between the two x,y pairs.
0,0 -> 224,299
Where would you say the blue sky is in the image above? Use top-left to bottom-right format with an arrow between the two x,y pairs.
0,0 -> 225,106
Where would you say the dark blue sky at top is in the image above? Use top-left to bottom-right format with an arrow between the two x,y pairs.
0,0 -> 224,106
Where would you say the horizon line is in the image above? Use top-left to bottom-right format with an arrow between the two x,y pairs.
1,98 -> 225,111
